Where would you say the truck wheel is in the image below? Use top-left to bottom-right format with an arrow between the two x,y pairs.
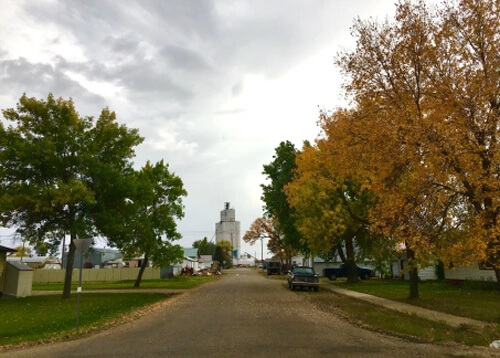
362,274 -> 370,280
330,274 -> 337,281
314,287 -> 319,292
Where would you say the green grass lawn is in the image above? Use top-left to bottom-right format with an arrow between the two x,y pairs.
0,293 -> 170,347
331,279 -> 500,323
32,276 -> 213,291
306,290 -> 500,347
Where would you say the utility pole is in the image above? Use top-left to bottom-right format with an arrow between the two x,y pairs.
260,236 -> 266,270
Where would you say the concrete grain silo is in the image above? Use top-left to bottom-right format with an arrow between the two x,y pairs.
215,202 -> 241,263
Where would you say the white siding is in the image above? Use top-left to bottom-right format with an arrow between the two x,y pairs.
418,266 -> 438,281
391,260 -> 437,281
445,264 -> 497,282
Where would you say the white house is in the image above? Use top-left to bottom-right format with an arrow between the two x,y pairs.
391,252 -> 438,281
444,263 -> 497,283
163,248 -> 201,277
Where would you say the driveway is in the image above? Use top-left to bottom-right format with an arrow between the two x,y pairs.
2,268 -> 496,357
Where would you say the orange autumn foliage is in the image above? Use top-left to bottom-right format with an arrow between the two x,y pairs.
327,0 -> 500,280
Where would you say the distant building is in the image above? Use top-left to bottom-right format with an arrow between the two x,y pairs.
215,202 -> 241,261
64,248 -> 123,269
161,247 -> 201,278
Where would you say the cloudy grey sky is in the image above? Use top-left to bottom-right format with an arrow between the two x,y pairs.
0,0 -> 403,257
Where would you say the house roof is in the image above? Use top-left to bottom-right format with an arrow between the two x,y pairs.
0,245 -> 17,253
183,248 -> 200,259
7,256 -> 61,264
7,261 -> 34,271
183,256 -> 198,262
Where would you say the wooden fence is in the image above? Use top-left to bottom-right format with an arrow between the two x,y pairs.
32,267 -> 160,284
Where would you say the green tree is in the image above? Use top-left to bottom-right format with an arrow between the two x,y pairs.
107,160 -> 187,288
261,141 -> 304,268
214,240 -> 233,268
193,237 -> 215,256
32,232 -> 61,257
0,94 -> 143,298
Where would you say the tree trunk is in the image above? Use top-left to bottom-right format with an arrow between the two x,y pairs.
409,266 -> 419,299
62,233 -> 76,299
285,248 -> 292,273
134,254 -> 149,288
336,242 -> 347,263
345,237 -> 359,284
406,247 -> 419,299
494,266 -> 500,283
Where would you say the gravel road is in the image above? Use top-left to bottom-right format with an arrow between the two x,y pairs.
2,268 -> 497,357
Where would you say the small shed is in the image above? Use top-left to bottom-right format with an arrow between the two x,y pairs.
3,261 -> 34,297
0,245 -> 17,294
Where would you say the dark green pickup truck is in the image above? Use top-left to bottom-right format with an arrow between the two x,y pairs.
323,264 -> 374,280
287,266 -> 319,291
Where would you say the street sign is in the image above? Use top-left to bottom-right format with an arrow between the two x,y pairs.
74,238 -> 93,253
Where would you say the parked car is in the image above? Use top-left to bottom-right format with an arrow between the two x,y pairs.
323,264 -> 374,281
287,266 -> 319,291
266,261 -> 282,275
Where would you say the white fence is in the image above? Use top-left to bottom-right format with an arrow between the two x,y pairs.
33,267 -> 160,284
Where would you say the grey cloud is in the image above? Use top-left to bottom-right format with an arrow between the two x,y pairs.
54,57 -> 114,82
118,60 -> 193,99
25,1 -> 324,78
27,1 -> 218,60
160,45 -> 213,72
23,1 -> 348,87
231,80 -> 243,96
54,55 -> 194,104
104,34 -> 141,54
0,58 -> 106,113
142,1 -> 218,39
211,3 -> 337,77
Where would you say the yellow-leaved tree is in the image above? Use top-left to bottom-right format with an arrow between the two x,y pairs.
286,139 -> 382,283
331,0 -> 500,296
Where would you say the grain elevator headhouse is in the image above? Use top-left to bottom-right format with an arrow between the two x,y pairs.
215,202 -> 241,261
